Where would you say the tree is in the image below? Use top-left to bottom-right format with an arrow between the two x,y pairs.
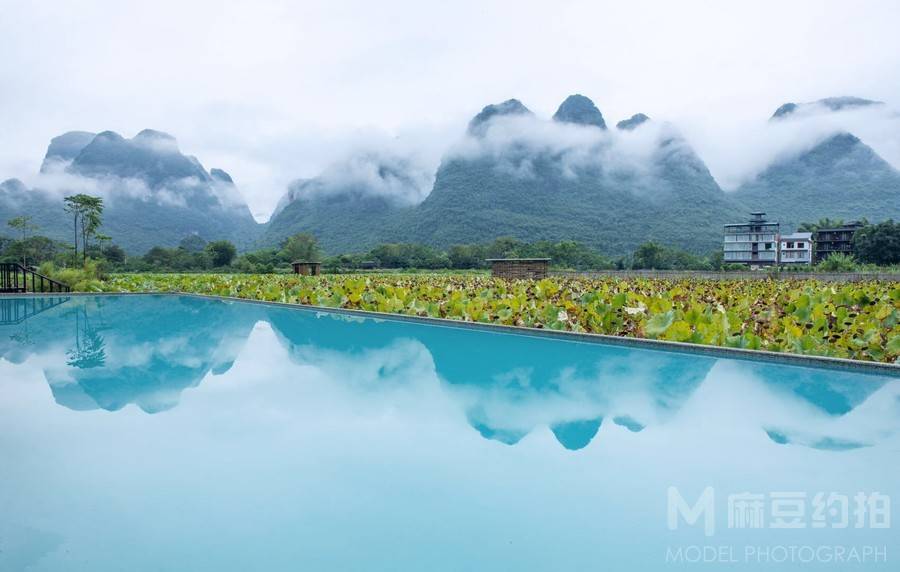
64,195 -> 86,259
7,215 -> 39,266
63,193 -> 103,263
798,218 -> 844,232
632,242 -> 665,269
205,240 -> 237,267
818,252 -> 859,272
448,244 -> 483,268
80,196 -> 104,263
853,220 -> 900,266
179,234 -> 208,253
103,244 -> 127,265
280,233 -> 320,262
95,233 -> 112,255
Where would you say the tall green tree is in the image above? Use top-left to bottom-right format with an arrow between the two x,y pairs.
280,233 -> 321,262
7,215 -> 39,266
80,196 -> 104,263
853,220 -> 900,266
64,195 -> 85,259
64,194 -> 103,261
95,233 -> 112,255
632,242 -> 665,269
205,240 -> 237,267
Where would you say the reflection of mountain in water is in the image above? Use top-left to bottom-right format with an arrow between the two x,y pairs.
1,296 -> 259,413
745,361 -> 890,451
2,296 -> 896,449
266,308 -> 718,449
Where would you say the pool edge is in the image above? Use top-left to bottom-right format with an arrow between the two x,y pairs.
4,291 -> 900,376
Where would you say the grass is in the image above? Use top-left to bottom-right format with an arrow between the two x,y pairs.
94,272 -> 900,364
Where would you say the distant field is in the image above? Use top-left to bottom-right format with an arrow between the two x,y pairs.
99,273 -> 900,363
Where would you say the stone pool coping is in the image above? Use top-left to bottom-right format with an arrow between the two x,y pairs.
4,291 -> 900,377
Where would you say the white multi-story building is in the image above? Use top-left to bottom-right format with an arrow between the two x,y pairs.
779,232 -> 812,265
724,212 -> 779,267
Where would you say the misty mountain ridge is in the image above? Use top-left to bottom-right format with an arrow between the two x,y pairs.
771,96 -> 884,120
617,113 -> 650,131
2,129 -> 259,252
265,93 -> 899,255
3,93 -> 899,257
733,130 -> 900,228
265,95 -> 743,254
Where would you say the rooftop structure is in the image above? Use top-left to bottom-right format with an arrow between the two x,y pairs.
723,212 -> 779,267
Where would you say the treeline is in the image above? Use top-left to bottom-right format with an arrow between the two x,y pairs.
5,211 -> 900,276
119,236 -> 723,272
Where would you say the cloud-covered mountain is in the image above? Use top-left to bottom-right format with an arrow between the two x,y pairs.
4,93 -> 899,256
261,151 -> 432,251
1,130 -> 261,253
616,113 -> 650,131
770,96 -> 883,120
734,99 -> 900,229
404,96 -> 742,254
552,94 -> 607,128
265,95 -> 743,254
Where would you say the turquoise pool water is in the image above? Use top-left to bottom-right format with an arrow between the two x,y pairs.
0,295 -> 898,571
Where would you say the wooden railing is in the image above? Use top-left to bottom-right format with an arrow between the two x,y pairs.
0,262 -> 71,293
0,296 -> 71,325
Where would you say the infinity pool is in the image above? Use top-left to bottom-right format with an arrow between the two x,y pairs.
1,295 -> 898,571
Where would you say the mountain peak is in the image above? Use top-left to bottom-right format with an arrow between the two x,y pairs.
467,99 -> 532,136
616,113 -> 650,131
94,130 -> 125,142
552,94 -> 606,129
134,128 -> 177,141
40,131 -> 97,172
0,178 -> 28,194
133,129 -> 180,153
771,96 -> 883,120
210,168 -> 234,184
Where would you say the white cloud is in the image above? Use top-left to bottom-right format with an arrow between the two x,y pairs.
448,112 -> 678,184
1,0 -> 900,216
679,102 -> 900,190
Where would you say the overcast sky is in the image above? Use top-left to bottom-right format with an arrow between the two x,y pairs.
2,0 -> 900,220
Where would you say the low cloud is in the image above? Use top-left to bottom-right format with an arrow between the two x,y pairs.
16,165 -> 245,211
447,112 -> 681,183
679,102 -> 900,191
271,130 -> 445,216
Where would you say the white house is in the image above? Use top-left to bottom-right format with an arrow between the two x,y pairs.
779,232 -> 812,265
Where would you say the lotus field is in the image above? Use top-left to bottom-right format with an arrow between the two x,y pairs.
99,273 -> 900,363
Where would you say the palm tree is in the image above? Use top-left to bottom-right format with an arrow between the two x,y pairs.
798,218 -> 844,232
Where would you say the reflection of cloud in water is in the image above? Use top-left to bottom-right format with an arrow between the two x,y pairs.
0,296 -> 261,413
2,295 -> 898,451
698,359 -> 899,453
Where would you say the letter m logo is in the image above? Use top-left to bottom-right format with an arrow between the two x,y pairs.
668,486 -> 715,536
